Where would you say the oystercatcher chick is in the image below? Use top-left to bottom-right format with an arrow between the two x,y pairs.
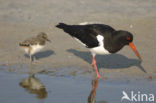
19,32 -> 51,63
56,23 -> 142,78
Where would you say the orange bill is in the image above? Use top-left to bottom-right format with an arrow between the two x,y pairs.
129,42 -> 142,62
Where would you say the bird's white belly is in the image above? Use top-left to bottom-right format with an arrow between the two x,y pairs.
23,45 -> 44,55
24,48 -> 29,54
30,45 -> 44,55
89,46 -> 110,56
89,35 -> 110,56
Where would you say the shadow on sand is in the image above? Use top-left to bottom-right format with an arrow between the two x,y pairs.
24,50 -> 54,60
67,49 -> 146,73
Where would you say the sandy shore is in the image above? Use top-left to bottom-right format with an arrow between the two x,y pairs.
0,0 -> 156,79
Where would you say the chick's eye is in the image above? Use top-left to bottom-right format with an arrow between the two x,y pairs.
126,36 -> 130,40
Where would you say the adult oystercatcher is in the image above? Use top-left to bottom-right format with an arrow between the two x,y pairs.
19,32 -> 51,63
56,23 -> 142,78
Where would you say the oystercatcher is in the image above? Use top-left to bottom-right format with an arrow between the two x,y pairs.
56,23 -> 142,78
19,32 -> 51,63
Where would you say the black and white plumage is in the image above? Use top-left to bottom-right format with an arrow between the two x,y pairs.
56,22 -> 142,78
19,32 -> 51,63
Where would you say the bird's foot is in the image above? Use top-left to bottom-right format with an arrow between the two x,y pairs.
97,74 -> 102,79
32,60 -> 41,64
96,74 -> 108,80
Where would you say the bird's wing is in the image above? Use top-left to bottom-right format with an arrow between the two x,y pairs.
57,23 -> 115,48
58,23 -> 100,48
19,37 -> 39,46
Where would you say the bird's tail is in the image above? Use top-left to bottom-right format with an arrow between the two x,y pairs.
19,43 -> 29,47
56,23 -> 69,29
19,43 -> 23,46
56,22 -> 75,36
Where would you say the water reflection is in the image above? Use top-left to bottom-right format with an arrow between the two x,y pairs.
88,78 -> 107,103
19,74 -> 47,99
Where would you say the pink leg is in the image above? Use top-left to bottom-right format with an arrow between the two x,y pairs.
91,55 -> 101,78
91,58 -> 94,68
90,53 -> 94,67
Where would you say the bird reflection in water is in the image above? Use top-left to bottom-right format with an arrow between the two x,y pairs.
88,78 -> 107,103
19,74 -> 47,99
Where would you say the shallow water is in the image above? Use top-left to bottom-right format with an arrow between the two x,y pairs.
0,70 -> 156,103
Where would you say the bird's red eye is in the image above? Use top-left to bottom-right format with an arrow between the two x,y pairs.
126,36 -> 130,40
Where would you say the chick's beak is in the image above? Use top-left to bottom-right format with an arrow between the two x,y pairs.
46,38 -> 51,42
129,42 -> 142,62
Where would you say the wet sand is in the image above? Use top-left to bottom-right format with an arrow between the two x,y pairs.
0,0 -> 156,102
0,0 -> 156,79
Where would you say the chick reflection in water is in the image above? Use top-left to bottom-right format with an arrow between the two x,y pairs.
88,78 -> 107,103
19,74 -> 47,99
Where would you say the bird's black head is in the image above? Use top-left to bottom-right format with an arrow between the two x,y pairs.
114,30 -> 133,46
37,32 -> 51,42
113,30 -> 142,61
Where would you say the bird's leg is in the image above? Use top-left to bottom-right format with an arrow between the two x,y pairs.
91,59 -> 94,68
29,54 -> 33,63
28,47 -> 33,63
91,55 -> 101,78
33,56 -> 41,64
90,53 -> 94,68
33,56 -> 37,62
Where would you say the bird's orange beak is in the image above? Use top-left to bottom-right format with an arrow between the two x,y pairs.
129,42 -> 142,62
